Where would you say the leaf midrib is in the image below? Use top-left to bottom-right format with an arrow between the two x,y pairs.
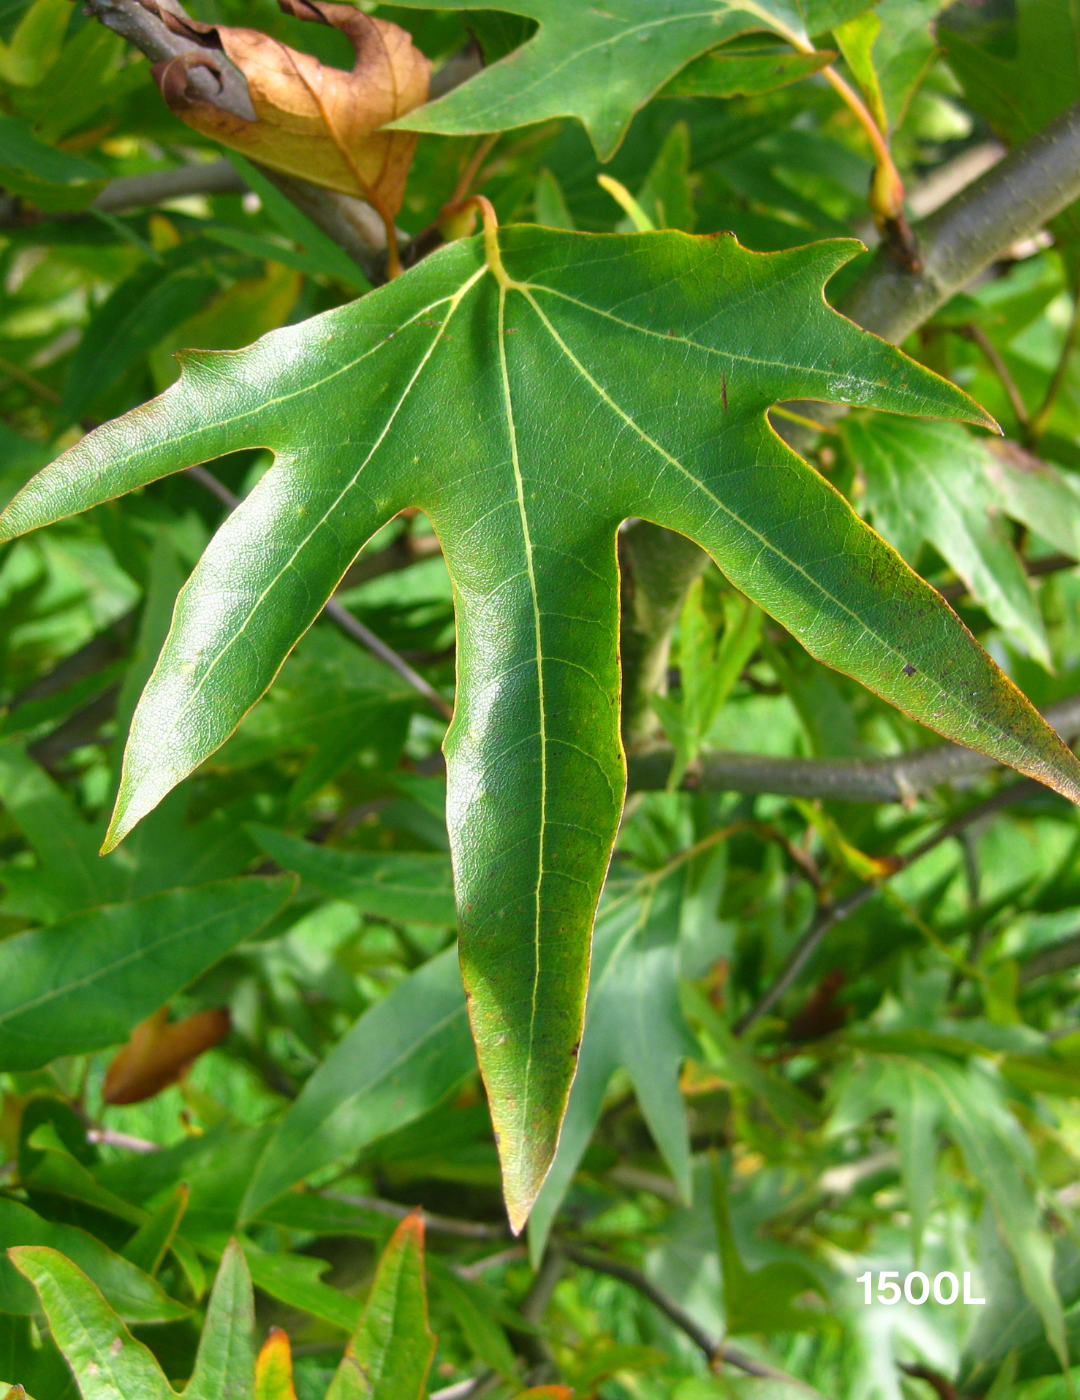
0,897 -> 260,1029
511,277 -> 1024,761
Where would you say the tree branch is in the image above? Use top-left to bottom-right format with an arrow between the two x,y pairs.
560,1242 -> 824,1390
84,0 -> 256,120
839,99 -> 1080,343
628,692 -> 1080,802
80,0 -> 391,277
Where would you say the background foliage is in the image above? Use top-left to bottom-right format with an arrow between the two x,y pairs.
2,0 -> 1080,1396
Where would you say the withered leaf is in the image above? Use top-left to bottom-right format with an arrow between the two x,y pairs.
153,0 -> 429,217
103,1006 -> 231,1105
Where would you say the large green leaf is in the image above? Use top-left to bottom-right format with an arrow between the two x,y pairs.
242,945 -> 474,1219
4,225 -> 1078,1226
528,868 -> 695,1262
183,1242 -> 255,1400
388,0 -> 875,158
324,1213 -> 435,1400
0,875 -> 294,1070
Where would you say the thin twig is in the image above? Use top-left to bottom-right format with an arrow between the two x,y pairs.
184,466 -> 453,720
733,777 -> 1043,1034
963,322 -> 1030,428
323,1191 -> 506,1240
1030,293 -> 1080,444
0,355 -> 61,405
560,1242 -> 824,1389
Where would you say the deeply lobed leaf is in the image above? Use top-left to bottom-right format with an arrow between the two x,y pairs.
4,225 -> 1077,1227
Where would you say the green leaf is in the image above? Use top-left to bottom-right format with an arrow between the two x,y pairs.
0,1313 -> 74,1400
0,0 -> 70,86
828,1052 -> 1068,1371
711,1158 -> 824,1334
242,945 -> 473,1219
59,243 -> 220,429
248,826 -> 455,925
387,0 -> 863,159
627,121 -> 695,232
9,1247 -> 174,1400
983,441 -> 1080,562
0,1198 -> 188,1324
0,876 -> 294,1070
661,42 -> 833,99
242,1246 -> 359,1332
528,869 -> 695,1262
843,415 -> 1051,666
427,1258 -> 519,1379
533,169 -> 575,230
5,224 -> 1076,1228
21,1124 -> 148,1225
120,1185 -> 189,1277
654,575 -> 762,789
324,1212 -> 435,1400
0,115 -> 104,211
225,155 -> 371,293
175,1240 -> 256,1400
941,0 -> 1080,284
0,741 -> 126,920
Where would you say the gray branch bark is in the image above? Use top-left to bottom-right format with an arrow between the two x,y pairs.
629,692 -> 1080,802
81,0 -> 391,277
840,99 -> 1080,342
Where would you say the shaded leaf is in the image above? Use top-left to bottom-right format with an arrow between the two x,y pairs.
390,0 -> 875,159
59,242 -> 220,430
0,876 -> 293,1071
0,1199 -> 187,1324
0,115 -> 104,211
529,869 -> 695,1261
121,1185 -> 189,1277
242,946 -> 473,1219
427,1259 -> 518,1379
661,43 -> 833,99
844,415 -> 1050,665
249,826 -> 455,925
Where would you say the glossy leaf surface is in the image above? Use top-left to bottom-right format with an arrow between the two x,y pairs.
6,225 -> 1079,1226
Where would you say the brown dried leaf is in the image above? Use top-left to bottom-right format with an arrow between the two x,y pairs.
153,0 -> 429,216
103,1006 -> 230,1105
